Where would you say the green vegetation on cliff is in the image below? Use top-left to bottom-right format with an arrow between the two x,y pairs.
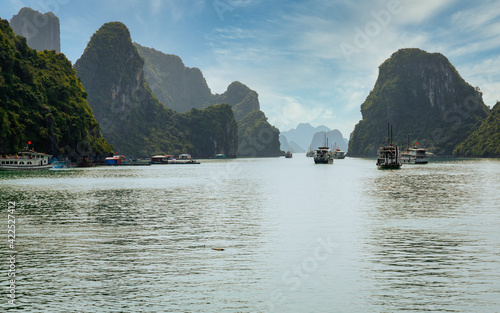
75,22 -> 237,158
237,110 -> 281,157
0,19 -> 112,160
134,43 -> 212,113
135,44 -> 282,157
349,48 -> 490,156
454,102 -> 500,157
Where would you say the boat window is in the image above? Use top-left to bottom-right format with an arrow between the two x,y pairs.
19,162 -> 24,165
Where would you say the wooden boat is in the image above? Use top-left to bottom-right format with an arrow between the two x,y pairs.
314,146 -> 333,164
401,136 -> 428,164
333,147 -> 346,159
376,124 -> 401,169
306,146 -> 315,157
376,145 -> 401,169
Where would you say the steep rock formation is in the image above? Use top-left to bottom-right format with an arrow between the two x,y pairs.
214,82 -> 281,157
134,44 -> 212,113
0,19 -> 111,160
135,44 -> 281,157
349,48 -> 490,156
10,7 -> 60,53
74,22 -> 237,158
454,102 -> 500,157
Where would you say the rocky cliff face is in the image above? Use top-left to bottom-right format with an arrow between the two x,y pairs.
75,22 -> 237,158
349,48 -> 490,156
0,19 -> 111,160
10,7 -> 60,53
135,45 -> 282,157
213,81 -> 261,121
134,44 -> 212,113
454,102 -> 499,157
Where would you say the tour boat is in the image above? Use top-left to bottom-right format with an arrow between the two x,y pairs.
401,146 -> 428,164
0,149 -> 53,171
376,145 -> 401,169
400,137 -> 428,164
376,124 -> 401,169
333,147 -> 346,159
314,146 -> 333,164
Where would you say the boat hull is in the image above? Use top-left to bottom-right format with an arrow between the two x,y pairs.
314,157 -> 333,164
0,164 -> 53,171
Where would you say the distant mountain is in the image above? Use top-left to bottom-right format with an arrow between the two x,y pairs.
310,130 -> 348,152
281,123 -> 332,151
74,22 -> 237,158
349,48 -> 490,156
0,18 -> 111,160
279,135 -> 305,153
10,7 -> 60,53
135,44 -> 281,157
454,102 -> 500,157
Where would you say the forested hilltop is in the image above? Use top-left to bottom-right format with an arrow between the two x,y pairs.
454,102 -> 500,157
349,48 -> 491,157
74,22 -> 237,158
0,18 -> 112,160
135,44 -> 282,157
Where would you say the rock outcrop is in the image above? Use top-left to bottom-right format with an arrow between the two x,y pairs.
349,48 -> 490,156
10,7 -> 60,53
135,44 -> 282,157
75,22 -> 237,158
0,19 -> 111,160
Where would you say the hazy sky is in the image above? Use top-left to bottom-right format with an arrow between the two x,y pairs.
3,0 -> 500,136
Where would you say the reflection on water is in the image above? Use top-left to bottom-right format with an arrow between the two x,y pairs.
362,159 -> 500,312
1,158 -> 500,312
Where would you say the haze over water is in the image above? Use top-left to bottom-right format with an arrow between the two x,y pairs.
1,156 -> 499,312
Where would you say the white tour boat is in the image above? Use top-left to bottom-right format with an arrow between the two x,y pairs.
0,149 -> 53,171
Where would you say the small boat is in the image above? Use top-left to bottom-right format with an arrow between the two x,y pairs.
151,154 -> 200,164
215,154 -> 226,159
314,146 -> 333,164
77,157 -> 94,167
105,155 -> 151,166
0,148 -> 53,171
314,135 -> 333,164
151,155 -> 174,164
171,154 -> 200,164
333,147 -> 346,159
401,137 -> 428,164
306,146 -> 315,157
376,145 -> 401,169
376,124 -> 401,169
285,150 -> 293,158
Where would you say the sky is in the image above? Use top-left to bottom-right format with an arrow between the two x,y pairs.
2,0 -> 500,137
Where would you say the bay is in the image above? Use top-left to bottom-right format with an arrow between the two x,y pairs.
1,156 -> 499,312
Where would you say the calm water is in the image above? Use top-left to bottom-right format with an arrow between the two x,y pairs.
1,156 -> 499,312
